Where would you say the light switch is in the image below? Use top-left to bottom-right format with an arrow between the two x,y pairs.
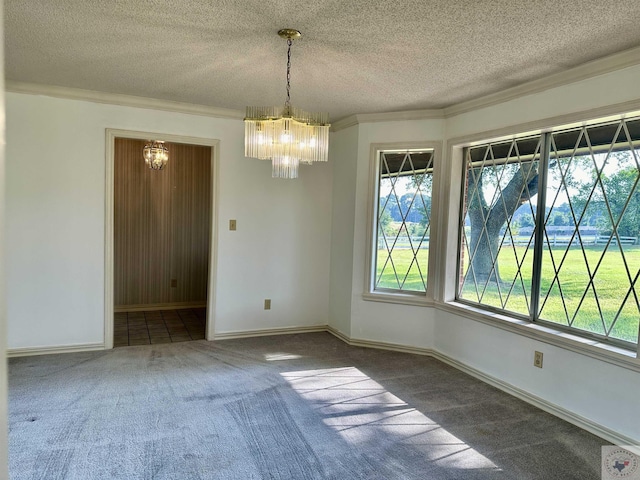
229,219 -> 237,231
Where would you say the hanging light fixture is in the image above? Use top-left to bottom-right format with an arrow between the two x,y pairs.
143,141 -> 169,170
244,29 -> 330,179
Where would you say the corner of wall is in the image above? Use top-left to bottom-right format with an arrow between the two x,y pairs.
328,125 -> 360,337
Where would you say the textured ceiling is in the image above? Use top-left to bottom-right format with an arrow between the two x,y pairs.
5,0 -> 640,122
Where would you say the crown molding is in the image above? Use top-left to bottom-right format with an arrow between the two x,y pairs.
5,81 -> 245,120
8,44 -> 640,129
443,45 -> 640,118
331,115 -> 360,132
332,45 -> 640,131
332,109 -> 444,132
356,109 -> 445,123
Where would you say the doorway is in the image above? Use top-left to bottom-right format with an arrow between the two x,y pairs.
105,130 -> 219,348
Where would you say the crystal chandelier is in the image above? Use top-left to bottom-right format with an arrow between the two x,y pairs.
244,29 -> 330,179
143,141 -> 169,170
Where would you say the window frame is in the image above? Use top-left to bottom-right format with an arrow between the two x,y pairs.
364,142 -> 442,306
451,115 -> 640,354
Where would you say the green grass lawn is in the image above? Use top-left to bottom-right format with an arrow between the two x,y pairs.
376,248 -> 429,292
377,246 -> 640,344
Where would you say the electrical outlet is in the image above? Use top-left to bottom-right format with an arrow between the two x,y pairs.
229,219 -> 237,231
264,299 -> 271,310
170,279 -> 177,288
534,351 -> 543,368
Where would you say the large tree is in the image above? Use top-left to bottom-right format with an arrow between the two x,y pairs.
465,151 -> 640,286
573,164 -> 640,239
466,162 -> 539,285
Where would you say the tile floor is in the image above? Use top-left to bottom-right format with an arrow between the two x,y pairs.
114,308 -> 206,347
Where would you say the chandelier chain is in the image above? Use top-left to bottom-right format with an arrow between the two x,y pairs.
244,28 -> 330,179
285,38 -> 292,112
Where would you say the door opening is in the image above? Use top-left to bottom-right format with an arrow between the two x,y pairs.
105,130 -> 219,348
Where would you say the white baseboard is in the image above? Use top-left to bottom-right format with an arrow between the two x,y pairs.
8,325 -> 638,451
325,325 -> 350,344
325,325 -> 639,452
430,350 -> 640,455
7,342 -> 105,358
114,302 -> 206,313
326,326 -> 435,356
213,325 -> 327,340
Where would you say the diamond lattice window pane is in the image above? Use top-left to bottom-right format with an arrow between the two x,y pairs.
458,137 -> 541,317
539,120 -> 640,343
375,150 -> 433,293
610,294 -> 640,344
456,116 -> 640,347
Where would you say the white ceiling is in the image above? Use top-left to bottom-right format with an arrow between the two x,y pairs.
6,0 -> 640,122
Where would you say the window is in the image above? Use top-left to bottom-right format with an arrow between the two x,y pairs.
458,116 -> 640,348
370,147 -> 434,296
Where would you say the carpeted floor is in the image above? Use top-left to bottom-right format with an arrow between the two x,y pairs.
9,333 -> 606,479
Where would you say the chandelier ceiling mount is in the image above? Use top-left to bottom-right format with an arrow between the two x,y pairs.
244,28 -> 330,179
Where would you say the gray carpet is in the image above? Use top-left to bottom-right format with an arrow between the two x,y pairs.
9,333 -> 606,479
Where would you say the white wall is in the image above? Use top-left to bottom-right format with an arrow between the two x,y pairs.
5,54 -> 640,450
329,64 -> 640,444
446,63 -> 640,140
435,311 -> 640,443
5,93 -> 332,349
436,64 -> 640,444
328,126 -> 358,336
345,120 -> 444,348
0,0 -> 9,473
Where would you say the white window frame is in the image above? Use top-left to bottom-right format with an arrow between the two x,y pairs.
440,110 -> 640,368
364,142 -> 442,306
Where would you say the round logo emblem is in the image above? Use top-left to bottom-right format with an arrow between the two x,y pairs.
604,448 -> 639,478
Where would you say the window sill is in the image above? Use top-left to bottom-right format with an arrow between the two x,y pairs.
363,291 -> 434,307
437,301 -> 640,373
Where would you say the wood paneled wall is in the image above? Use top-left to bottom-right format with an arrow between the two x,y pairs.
114,138 -> 212,308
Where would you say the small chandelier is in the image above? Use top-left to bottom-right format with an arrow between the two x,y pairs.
143,141 -> 169,170
244,29 -> 330,179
